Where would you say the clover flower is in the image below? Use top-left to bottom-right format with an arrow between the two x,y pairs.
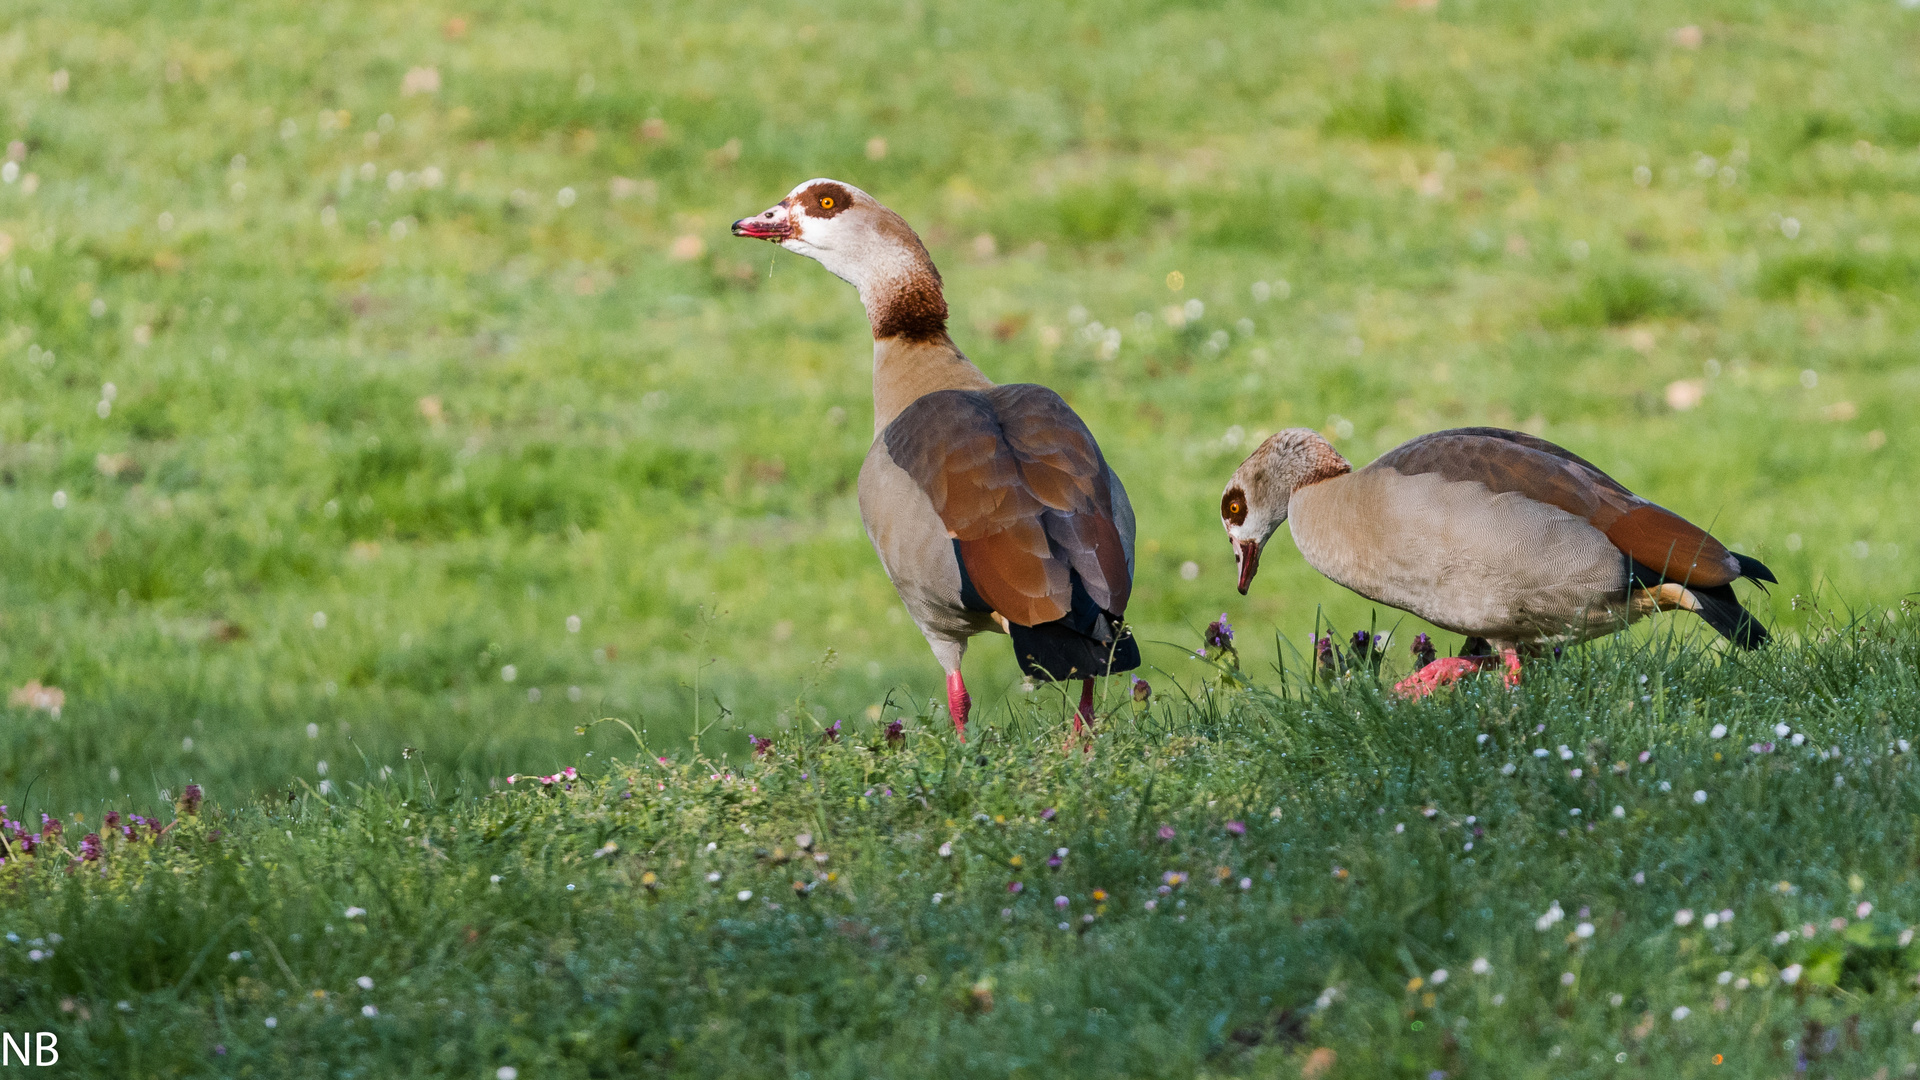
78,833 -> 102,862
1007,881 -> 1023,894
179,784 -> 204,816
1157,824 -> 1175,842
1225,820 -> 1246,836
1131,677 -> 1152,703
821,721 -> 841,744
884,720 -> 904,748
1040,807 -> 1056,821
1313,634 -> 1336,673
748,735 -> 773,756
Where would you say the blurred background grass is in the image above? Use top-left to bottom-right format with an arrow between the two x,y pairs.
3,0 -> 1918,813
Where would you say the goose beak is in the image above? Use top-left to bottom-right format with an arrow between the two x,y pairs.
732,202 -> 794,241
1235,540 -> 1260,595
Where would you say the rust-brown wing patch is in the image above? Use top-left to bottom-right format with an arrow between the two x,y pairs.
882,386 -> 1130,625
1370,428 -> 1741,586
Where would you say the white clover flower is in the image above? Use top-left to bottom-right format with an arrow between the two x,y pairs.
1534,748 -> 1550,758
1774,931 -> 1791,945
1781,964 -> 1802,985
1430,968 -> 1448,984
1609,993 -> 1624,1007
1471,957 -> 1490,974
1575,922 -> 1594,938
362,1005 -> 378,1017
1858,902 -> 1873,919
1693,790 -> 1708,804
1671,1005 -> 1690,1021
1674,909 -> 1694,927
1709,724 -> 1727,739
1775,723 -> 1791,738
737,890 -> 753,902
344,906 -> 366,918
1560,971 -> 1575,986
1558,746 -> 1573,760
1703,913 -> 1719,929
1717,971 -> 1733,985
1501,763 -> 1516,775
1612,805 -> 1625,818
357,976 -> 374,990
938,841 -> 953,857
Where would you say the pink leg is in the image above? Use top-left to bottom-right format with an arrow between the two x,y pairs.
946,671 -> 971,742
1074,678 -> 1095,733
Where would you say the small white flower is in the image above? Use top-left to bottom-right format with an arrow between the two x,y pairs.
265,1016 -> 277,1028
1792,733 -> 1805,746
1471,958 -> 1490,974
938,841 -> 953,857
361,1004 -> 378,1017
1775,723 -> 1791,737
1703,912 -> 1719,929
737,890 -> 753,902
931,893 -> 942,905
566,615 -> 581,633
344,906 -> 366,919
1609,993 -> 1625,1007
1781,964 -> 1802,985
1671,1005 -> 1690,1021
490,875 -> 502,884
1534,748 -> 1549,758
1710,724 -> 1727,739
1774,931 -> 1792,945
1612,805 -> 1625,818
1576,922 -> 1594,938
498,1070 -> 519,1080
1430,968 -> 1448,984
706,872 -> 721,883
1500,763 -> 1516,775
1858,901 -> 1874,919
1560,971 -> 1575,986
1558,746 -> 1573,760
312,611 -> 328,629
1674,909 -> 1694,927
1659,781 -> 1672,792
1717,971 -> 1733,985
1900,929 -> 1914,947
357,976 -> 374,990
1692,789 -> 1707,804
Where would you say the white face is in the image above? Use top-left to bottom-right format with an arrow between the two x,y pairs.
731,178 -> 872,284
1221,476 -> 1286,595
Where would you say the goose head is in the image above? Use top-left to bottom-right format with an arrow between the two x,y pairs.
733,178 -> 947,340
1221,428 -> 1351,594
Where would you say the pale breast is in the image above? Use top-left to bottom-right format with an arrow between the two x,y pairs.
1287,469 -> 1631,644
858,439 -> 997,642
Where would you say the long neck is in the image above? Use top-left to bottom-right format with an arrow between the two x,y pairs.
872,334 -> 993,433
850,233 -> 991,432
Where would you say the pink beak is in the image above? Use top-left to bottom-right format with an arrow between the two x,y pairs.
1235,540 -> 1260,595
731,202 -> 793,241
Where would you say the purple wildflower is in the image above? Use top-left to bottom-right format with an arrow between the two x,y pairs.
1041,807 -> 1056,821
1157,824 -> 1176,842
179,784 -> 204,816
40,814 -> 62,839
79,833 -> 103,862
1055,895 -> 1070,910
1350,630 -> 1374,659
1007,881 -> 1023,894
1131,677 -> 1152,703
1412,633 -> 1436,668
748,735 -> 774,756
884,720 -> 904,748
103,810 -> 121,830
1047,855 -> 1063,869
1204,614 -> 1236,656
821,721 -> 841,744
1225,820 -> 1246,836
1313,634 -> 1336,673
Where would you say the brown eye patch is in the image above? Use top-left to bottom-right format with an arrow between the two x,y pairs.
1222,488 -> 1248,526
799,182 -> 854,219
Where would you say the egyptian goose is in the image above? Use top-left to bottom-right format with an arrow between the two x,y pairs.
733,179 -> 1138,738
1220,427 -> 1774,695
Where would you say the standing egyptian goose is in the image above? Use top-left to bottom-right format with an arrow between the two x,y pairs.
733,179 -> 1138,738
1220,427 -> 1774,695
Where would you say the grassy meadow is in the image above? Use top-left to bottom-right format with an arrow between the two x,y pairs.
4,0 -> 1920,1073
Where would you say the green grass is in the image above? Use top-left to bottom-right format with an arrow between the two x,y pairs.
5,0 -> 1920,1073
11,622 -> 1920,1077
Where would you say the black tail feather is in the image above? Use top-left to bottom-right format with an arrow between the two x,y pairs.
1733,551 -> 1777,585
1690,583 -> 1768,650
1008,621 -> 1140,681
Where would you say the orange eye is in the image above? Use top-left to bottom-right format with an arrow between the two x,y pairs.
1229,501 -> 1243,516
819,196 -> 834,209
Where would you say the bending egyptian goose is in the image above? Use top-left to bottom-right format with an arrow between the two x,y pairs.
1220,427 -> 1774,694
733,179 -> 1138,738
